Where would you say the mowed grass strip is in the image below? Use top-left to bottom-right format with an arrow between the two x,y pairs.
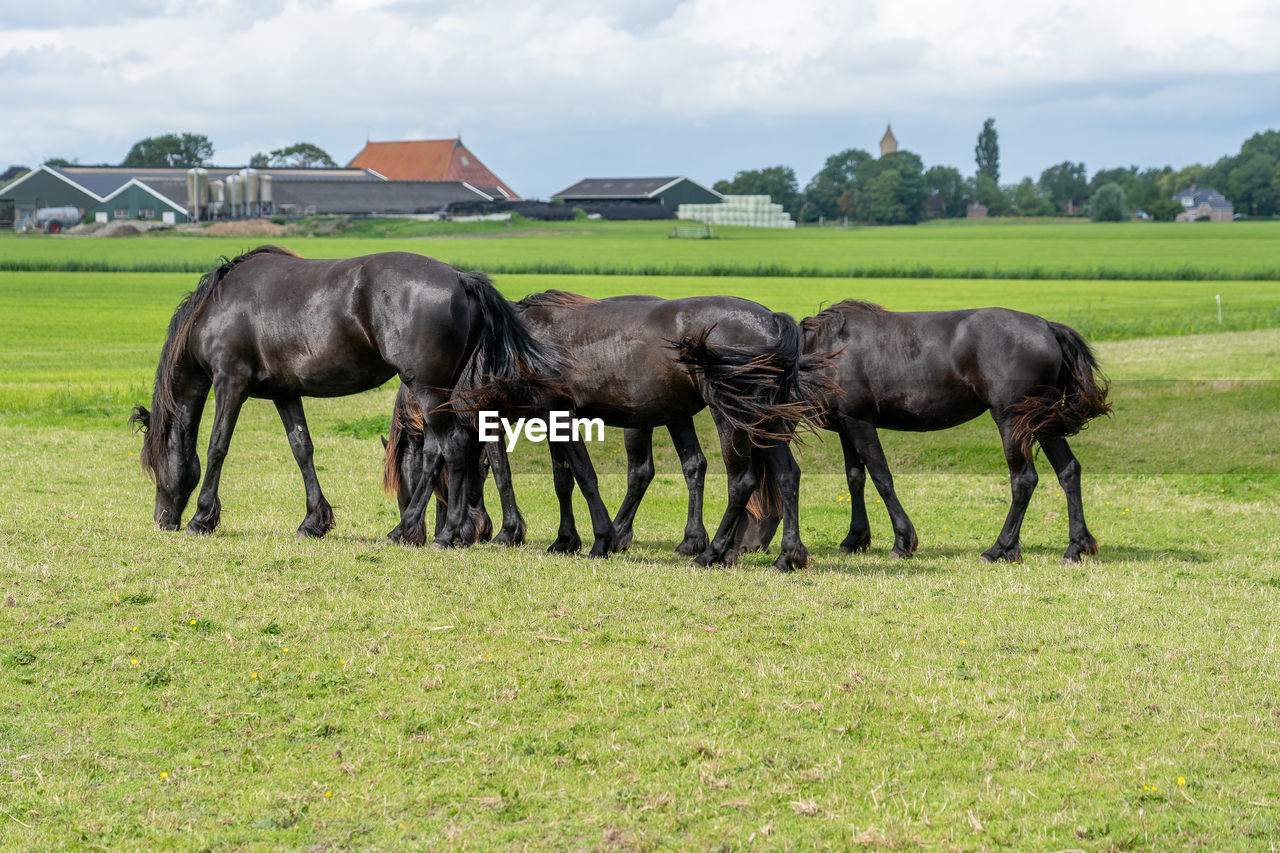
1,327 -> 1278,847
3,219 -> 1280,279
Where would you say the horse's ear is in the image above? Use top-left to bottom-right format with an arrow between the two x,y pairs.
380,435 -> 388,449
129,405 -> 150,433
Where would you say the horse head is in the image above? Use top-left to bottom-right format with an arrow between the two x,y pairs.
131,402 -> 201,531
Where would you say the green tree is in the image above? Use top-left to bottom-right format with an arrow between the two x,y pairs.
714,166 -> 800,215
972,173 -> 1009,216
1227,152 -> 1277,216
248,152 -> 270,168
121,133 -> 214,167
1010,178 -> 1054,216
268,142 -> 338,169
1038,161 -> 1088,212
839,151 -> 926,224
864,169 -> 909,224
802,148 -> 872,221
923,165 -> 969,218
1145,198 -> 1183,221
1089,182 -> 1128,222
975,118 -> 999,183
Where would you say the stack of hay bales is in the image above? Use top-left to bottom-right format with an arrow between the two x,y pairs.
677,194 -> 795,228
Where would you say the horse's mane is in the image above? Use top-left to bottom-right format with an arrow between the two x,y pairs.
800,300 -> 888,339
517,289 -> 599,309
137,245 -> 298,481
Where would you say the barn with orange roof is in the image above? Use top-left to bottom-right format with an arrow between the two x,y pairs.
347,138 -> 519,200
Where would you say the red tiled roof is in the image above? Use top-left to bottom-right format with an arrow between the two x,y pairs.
347,139 -> 519,199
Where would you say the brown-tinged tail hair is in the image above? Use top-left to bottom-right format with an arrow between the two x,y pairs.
672,313 -> 819,446
133,245 -> 297,482
1007,321 -> 1113,458
381,387 -> 451,499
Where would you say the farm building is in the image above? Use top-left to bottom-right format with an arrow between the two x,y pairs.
348,138 -> 519,200
0,164 -> 499,227
1174,186 -> 1234,222
551,177 -> 721,217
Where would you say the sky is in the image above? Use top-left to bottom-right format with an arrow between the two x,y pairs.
2,0 -> 1279,199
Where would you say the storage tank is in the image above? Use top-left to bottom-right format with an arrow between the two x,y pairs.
241,168 -> 259,211
226,174 -> 244,216
186,168 -> 209,219
209,179 -> 225,203
259,174 -> 273,213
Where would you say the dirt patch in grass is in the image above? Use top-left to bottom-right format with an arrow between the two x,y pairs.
202,219 -> 288,237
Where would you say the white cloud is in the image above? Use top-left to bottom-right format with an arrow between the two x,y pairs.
1,0 -> 1278,194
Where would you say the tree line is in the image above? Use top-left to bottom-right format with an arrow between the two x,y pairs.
42,134 -> 338,171
714,121 -> 1280,224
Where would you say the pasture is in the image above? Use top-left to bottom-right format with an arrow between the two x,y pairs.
4,219 -> 1280,280
1,222 -> 1279,849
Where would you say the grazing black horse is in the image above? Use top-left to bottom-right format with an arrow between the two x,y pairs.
130,246 -> 561,547
387,291 -> 827,571
742,301 -> 1111,564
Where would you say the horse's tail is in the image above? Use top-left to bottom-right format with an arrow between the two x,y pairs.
383,386 -> 421,494
458,271 -> 566,411
673,312 -> 814,446
1008,321 -> 1113,457
745,450 -> 782,520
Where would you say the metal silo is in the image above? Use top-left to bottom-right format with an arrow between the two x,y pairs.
186,168 -> 209,221
241,168 -> 259,216
259,174 -> 273,215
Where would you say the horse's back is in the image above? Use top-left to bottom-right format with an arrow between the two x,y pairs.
188,250 -> 474,396
814,304 -> 1060,429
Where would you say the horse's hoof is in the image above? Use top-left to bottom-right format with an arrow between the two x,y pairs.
839,536 -> 871,555
980,545 -> 1022,563
675,534 -> 709,557
429,540 -> 449,552
547,538 -> 581,555
185,520 -> 216,537
890,547 -> 912,560
692,550 -> 716,568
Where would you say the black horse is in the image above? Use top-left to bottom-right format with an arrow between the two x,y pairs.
742,301 -> 1111,564
130,246 -> 561,547
387,291 -> 827,571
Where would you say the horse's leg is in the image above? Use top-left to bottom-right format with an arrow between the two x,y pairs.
471,442 -> 494,543
1039,435 -> 1098,564
668,417 -> 710,557
695,418 -> 759,568
547,443 -> 582,554
980,416 -> 1039,563
559,438 -> 619,558
763,442 -> 808,572
390,388 -> 448,547
837,423 -> 872,554
186,375 -> 248,536
846,419 -> 918,558
486,442 -> 526,547
273,396 -> 335,538
611,428 -> 655,552
436,418 -> 479,548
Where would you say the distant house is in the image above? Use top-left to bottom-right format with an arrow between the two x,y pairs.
551,177 -> 721,215
1174,186 -> 1233,222
348,138 -> 518,200
966,202 -> 988,219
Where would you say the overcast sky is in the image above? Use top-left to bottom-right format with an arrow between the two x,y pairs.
2,0 -> 1278,198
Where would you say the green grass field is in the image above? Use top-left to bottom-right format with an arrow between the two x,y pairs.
2,223 -> 1278,849
3,219 -> 1280,280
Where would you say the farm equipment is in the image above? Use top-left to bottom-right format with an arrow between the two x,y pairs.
33,206 -> 83,233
